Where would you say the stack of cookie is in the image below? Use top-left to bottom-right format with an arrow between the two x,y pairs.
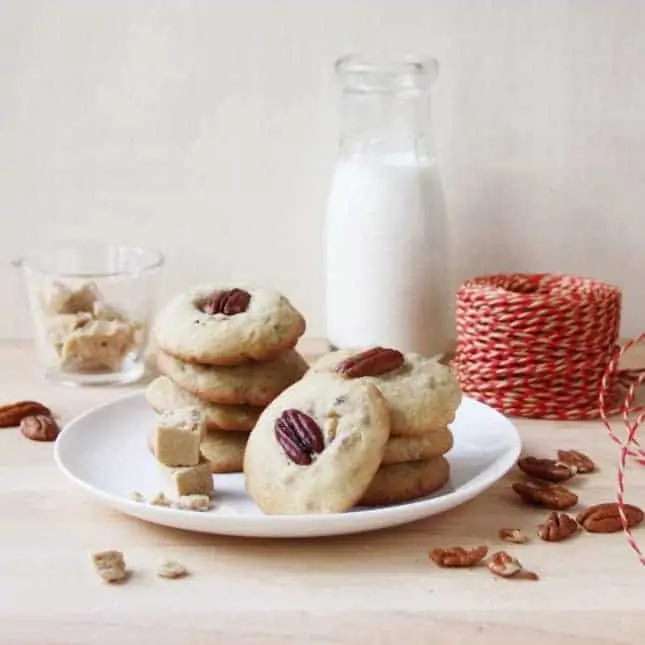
307,348 -> 461,507
146,285 -> 308,474
244,347 -> 462,513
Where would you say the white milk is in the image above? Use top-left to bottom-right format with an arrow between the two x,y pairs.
324,153 -> 450,356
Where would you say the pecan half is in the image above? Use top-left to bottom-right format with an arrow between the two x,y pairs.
274,409 -> 325,466
487,551 -> 538,580
517,456 -> 576,482
336,347 -> 404,378
201,288 -> 251,316
20,415 -> 60,442
498,528 -> 528,544
512,480 -> 578,510
537,512 -> 579,542
577,503 -> 644,533
0,401 -> 51,428
430,545 -> 488,567
557,449 -> 596,474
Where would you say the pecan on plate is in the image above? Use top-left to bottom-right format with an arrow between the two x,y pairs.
537,512 -> 579,542
0,401 -> 51,428
498,528 -> 528,544
201,288 -> 251,316
517,456 -> 576,482
274,409 -> 325,466
557,449 -> 596,474
512,480 -> 578,510
20,415 -> 60,442
336,347 -> 404,378
487,551 -> 538,581
577,503 -> 644,533
430,545 -> 488,568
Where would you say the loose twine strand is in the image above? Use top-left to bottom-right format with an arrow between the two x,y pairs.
453,273 -> 645,563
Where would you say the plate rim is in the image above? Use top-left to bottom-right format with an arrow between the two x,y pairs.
53,390 -> 522,536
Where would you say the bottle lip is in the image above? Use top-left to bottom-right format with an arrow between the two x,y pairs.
335,54 -> 438,92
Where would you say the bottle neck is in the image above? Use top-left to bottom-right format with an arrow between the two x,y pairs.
338,88 -> 434,159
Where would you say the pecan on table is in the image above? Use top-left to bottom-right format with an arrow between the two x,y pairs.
498,528 -> 528,544
20,414 -> 60,442
537,512 -> 579,542
512,480 -> 578,510
487,551 -> 538,581
0,401 -> 51,428
430,545 -> 488,568
557,449 -> 596,474
577,503 -> 644,533
517,456 -> 576,483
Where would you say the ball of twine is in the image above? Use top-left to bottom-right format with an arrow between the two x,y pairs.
454,272 -> 645,563
454,273 -> 622,420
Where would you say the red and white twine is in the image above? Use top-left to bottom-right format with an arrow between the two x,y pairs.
600,333 -> 645,564
453,273 -> 645,564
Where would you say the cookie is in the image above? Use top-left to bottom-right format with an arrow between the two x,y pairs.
156,349 -> 309,406
199,431 -> 248,473
381,426 -> 453,465
243,373 -> 390,514
358,456 -> 450,507
154,285 -> 306,366
146,376 -> 261,432
307,349 -> 462,436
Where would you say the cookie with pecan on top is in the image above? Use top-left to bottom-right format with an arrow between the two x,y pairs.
243,373 -> 390,514
307,348 -> 462,436
154,285 -> 306,366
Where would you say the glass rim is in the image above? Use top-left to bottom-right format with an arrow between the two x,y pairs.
335,53 -> 438,80
13,242 -> 165,279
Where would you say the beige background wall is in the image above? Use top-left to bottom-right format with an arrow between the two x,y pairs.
1,0 -> 644,340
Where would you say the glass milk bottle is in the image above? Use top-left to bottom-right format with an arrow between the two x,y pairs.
325,54 -> 451,357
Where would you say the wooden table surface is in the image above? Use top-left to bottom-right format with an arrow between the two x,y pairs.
2,339 -> 645,645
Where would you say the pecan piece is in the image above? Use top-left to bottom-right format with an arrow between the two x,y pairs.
0,401 -> 51,428
499,528 -> 528,544
577,503 -> 644,533
487,551 -> 538,580
430,545 -> 488,567
512,480 -> 578,510
336,347 -> 404,378
201,288 -> 251,316
274,409 -> 325,466
20,415 -> 60,442
557,449 -> 596,474
517,456 -> 576,482
537,512 -> 579,542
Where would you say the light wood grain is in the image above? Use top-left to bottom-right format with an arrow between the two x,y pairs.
2,339 -> 645,645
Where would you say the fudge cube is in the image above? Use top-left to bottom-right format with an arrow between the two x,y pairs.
153,407 -> 204,467
92,550 -> 127,583
93,300 -> 128,322
172,457 -> 215,497
46,312 -> 93,354
61,319 -> 135,371
44,281 -> 101,315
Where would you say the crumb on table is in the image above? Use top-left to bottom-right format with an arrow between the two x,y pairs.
157,560 -> 189,579
92,550 -> 127,583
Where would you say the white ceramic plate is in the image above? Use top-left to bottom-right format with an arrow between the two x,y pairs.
54,392 -> 521,538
